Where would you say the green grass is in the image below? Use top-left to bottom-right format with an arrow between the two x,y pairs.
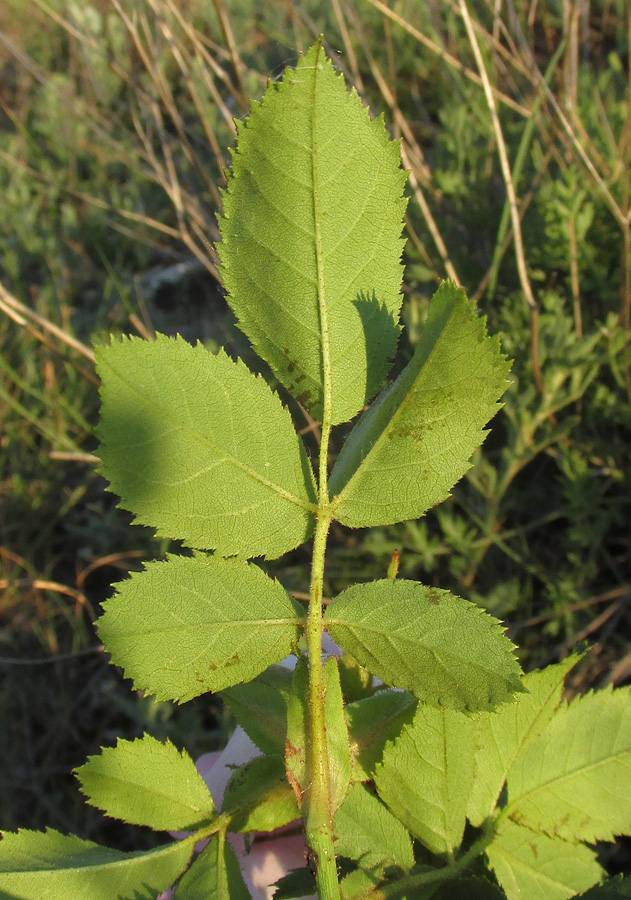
0,0 -> 629,868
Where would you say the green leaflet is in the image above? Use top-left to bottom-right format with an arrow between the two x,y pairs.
339,866 -> 394,900
345,690 -> 417,782
222,755 -> 299,833
333,782 -> 414,870
328,282 -> 511,528
323,656 -> 351,816
95,333 -> 316,560
338,651 -> 374,703
324,579 -> 523,712
467,654 -> 583,827
74,734 -> 214,831
486,819 -> 604,900
374,703 -> 476,857
285,658 -> 309,808
506,685 -> 631,843
220,664 -> 292,756
0,828 -> 196,900
97,555 -> 304,702
217,39 -> 407,425
172,833 -> 252,900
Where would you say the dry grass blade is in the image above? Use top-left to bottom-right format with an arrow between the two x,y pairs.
401,144 -> 461,286
160,0 -> 239,134
458,0 -> 536,311
211,0 -> 248,113
5,0 -> 225,285
48,452 -> 101,463
472,143 -> 552,303
331,0 -> 365,93
0,284 -> 95,364
363,0 -> 531,117
504,0 -> 627,230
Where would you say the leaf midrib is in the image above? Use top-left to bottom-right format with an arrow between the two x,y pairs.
127,616 -> 308,636
326,617 -> 510,683
507,745 -> 631,815
330,302 -> 458,510
311,40 -> 332,437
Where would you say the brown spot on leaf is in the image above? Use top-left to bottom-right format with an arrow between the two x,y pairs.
224,653 -> 240,668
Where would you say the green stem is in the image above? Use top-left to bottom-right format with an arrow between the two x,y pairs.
305,422 -> 339,899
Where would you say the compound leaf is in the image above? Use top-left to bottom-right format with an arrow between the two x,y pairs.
97,555 -> 304,702
486,819 -> 604,900
0,828 -> 196,900
374,703 -> 476,857
324,579 -> 523,712
95,334 -> 316,560
172,833 -> 251,900
333,782 -> 414,870
507,686 -> 631,843
217,39 -> 407,425
329,282 -> 511,527
468,654 -> 583,827
74,734 -> 214,831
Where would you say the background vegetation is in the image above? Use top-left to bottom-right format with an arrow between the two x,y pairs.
0,0 -> 629,874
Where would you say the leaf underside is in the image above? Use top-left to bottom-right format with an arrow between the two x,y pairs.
345,689 -> 417,782
486,819 -> 604,900
333,782 -> 414,870
467,654 -> 583,827
324,579 -> 523,712
220,664 -> 292,757
97,555 -> 304,702
374,703 -> 475,856
329,281 -> 511,527
507,686 -> 631,843
95,334 -> 316,560
218,39 -> 408,425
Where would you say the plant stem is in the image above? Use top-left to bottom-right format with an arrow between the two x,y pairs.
304,414 -> 340,900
